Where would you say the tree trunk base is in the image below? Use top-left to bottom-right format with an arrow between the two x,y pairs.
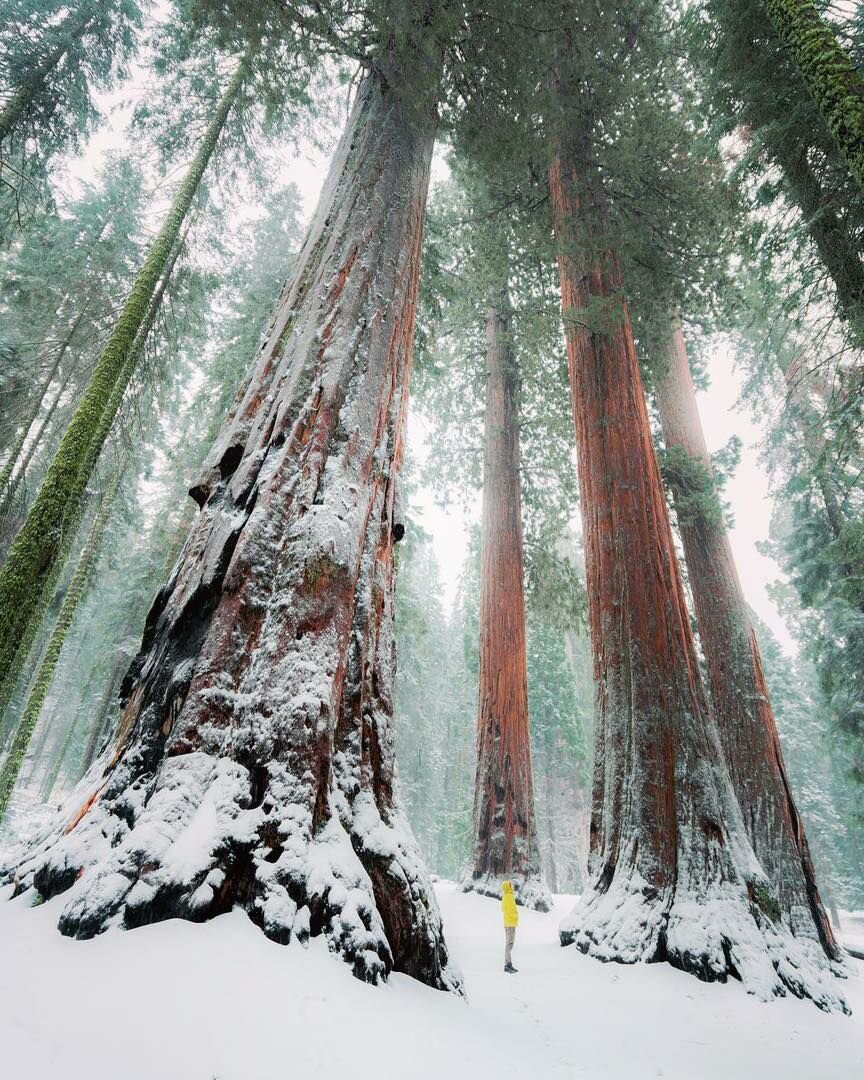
5,751 -> 463,994
559,874 -> 849,1013
462,872 -> 552,913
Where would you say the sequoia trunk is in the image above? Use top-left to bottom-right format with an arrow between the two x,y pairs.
655,318 -> 838,960
8,54 -> 460,992
465,286 -> 548,911
548,104 -> 845,1009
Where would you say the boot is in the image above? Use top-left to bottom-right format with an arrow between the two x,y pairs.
504,963 -> 518,973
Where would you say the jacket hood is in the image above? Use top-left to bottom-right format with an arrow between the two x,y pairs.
502,881 -> 513,894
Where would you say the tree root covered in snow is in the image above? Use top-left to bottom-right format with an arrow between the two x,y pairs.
559,873 -> 850,1014
462,872 -> 552,912
4,751 -> 462,994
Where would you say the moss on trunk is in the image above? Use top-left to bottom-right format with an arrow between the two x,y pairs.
0,58 -> 248,720
763,0 -> 864,189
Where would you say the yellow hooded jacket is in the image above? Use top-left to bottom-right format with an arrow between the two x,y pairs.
501,881 -> 518,928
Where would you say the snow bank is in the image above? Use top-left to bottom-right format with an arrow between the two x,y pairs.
0,881 -> 861,1079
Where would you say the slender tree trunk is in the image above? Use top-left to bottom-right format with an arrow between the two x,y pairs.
0,230 -> 183,726
40,706 -> 83,801
762,0 -> 864,190
547,92 -> 845,1009
0,8 -> 94,146
783,355 -> 849,540
465,283 -> 548,910
0,463 -> 122,821
76,655 -> 129,781
0,309 -> 86,507
655,317 -> 838,961
7,51 -> 460,993
544,762 -> 559,894
0,55 -> 249,715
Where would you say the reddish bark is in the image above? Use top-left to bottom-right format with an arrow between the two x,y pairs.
547,110 -> 844,1008
466,288 -> 547,909
656,319 -> 838,960
8,49 -> 460,992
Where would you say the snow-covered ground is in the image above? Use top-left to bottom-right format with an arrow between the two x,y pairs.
0,880 -> 861,1079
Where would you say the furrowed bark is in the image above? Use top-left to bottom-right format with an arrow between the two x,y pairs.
7,48 -> 460,993
0,55 -> 249,710
0,462 -> 122,822
548,95 -> 846,1010
762,0 -> 864,191
465,284 -> 549,911
655,318 -> 838,962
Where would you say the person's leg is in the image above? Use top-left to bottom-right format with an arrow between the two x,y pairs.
505,926 -> 515,969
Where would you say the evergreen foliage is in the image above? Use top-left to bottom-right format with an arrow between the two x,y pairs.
0,0 -> 143,235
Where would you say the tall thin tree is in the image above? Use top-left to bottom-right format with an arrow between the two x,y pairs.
0,53 -> 250,720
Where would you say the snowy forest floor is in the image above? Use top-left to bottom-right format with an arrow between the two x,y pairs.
0,880 -> 862,1079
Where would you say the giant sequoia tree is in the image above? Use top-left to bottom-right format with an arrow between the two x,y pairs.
466,274 -> 548,910
655,317 -> 838,961
545,5 -> 845,1010
414,164 -> 577,908
8,2 -> 462,992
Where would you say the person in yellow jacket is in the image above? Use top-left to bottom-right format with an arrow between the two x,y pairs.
501,880 -> 519,973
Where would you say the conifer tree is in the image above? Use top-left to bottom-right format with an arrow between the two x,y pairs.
695,0 -> 864,341
0,153 -> 148,532
0,44 -> 258,720
541,0 -> 845,1009
467,267 -> 549,910
760,0 -> 864,190
7,0 -> 465,992
0,0 -> 142,234
655,316 -> 837,959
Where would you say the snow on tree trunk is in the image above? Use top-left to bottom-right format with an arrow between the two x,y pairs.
6,57 -> 461,993
655,318 -> 839,963
464,286 -> 549,912
547,127 -> 847,1010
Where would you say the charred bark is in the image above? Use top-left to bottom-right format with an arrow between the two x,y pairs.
464,285 -> 548,911
656,318 -> 838,962
548,106 -> 846,1009
6,51 -> 460,993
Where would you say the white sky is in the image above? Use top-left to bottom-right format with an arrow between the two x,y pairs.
67,56 -> 795,658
